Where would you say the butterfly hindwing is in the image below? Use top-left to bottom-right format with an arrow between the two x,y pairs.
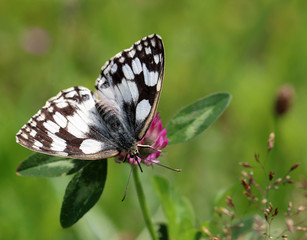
95,34 -> 165,141
16,87 -> 119,160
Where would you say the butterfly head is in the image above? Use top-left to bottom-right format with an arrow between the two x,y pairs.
128,145 -> 140,158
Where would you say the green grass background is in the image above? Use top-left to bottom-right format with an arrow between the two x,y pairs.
1,0 -> 307,239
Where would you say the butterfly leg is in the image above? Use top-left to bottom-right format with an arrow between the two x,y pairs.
134,156 -> 143,172
123,153 -> 128,163
137,144 -> 162,152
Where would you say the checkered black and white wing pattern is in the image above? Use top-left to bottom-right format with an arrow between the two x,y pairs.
95,34 -> 165,141
16,87 -> 119,160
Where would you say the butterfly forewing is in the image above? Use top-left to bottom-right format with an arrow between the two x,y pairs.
95,34 -> 165,141
16,87 -> 119,160
16,34 -> 165,160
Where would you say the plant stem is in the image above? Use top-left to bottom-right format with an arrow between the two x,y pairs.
133,167 -> 158,240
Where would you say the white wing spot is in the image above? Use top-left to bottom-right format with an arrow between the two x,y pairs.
151,38 -> 156,47
143,63 -> 158,86
53,112 -> 68,128
43,120 -> 60,134
65,90 -> 77,99
67,112 -> 89,137
132,57 -> 142,75
122,64 -> 134,80
136,99 -> 151,122
145,47 -> 152,55
30,121 -> 37,127
154,54 -> 160,64
110,63 -> 118,74
127,81 -> 139,103
117,80 -> 132,103
34,140 -> 43,148
48,106 -> 54,113
144,41 -> 148,46
80,139 -> 103,154
37,113 -> 45,121
67,122 -> 85,138
137,44 -> 142,51
129,49 -> 136,58
30,130 -> 37,137
56,102 -> 69,109
21,132 -> 28,139
48,133 -> 66,151
119,56 -> 125,63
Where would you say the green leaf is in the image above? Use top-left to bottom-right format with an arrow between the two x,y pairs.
152,176 -> 196,240
166,93 -> 231,144
16,153 -> 90,177
60,159 -> 107,228
152,176 -> 177,237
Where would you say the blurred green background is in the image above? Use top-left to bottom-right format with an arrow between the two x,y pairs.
1,0 -> 307,239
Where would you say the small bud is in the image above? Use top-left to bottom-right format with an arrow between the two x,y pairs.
264,212 -> 269,221
214,207 -> 222,217
272,207 -> 279,217
241,171 -> 248,177
239,162 -> 252,168
243,191 -> 250,197
226,196 -> 234,208
273,178 -> 282,185
289,163 -> 300,172
220,207 -> 232,217
287,180 -> 295,184
269,203 -> 273,212
286,218 -> 294,232
296,206 -> 305,214
267,132 -> 275,152
241,179 -> 251,193
287,202 -> 293,213
262,199 -> 268,205
269,171 -> 275,181
296,226 -> 307,231
274,84 -> 295,116
202,226 -> 212,236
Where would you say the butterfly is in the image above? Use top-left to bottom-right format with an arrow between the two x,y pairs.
16,34 -> 165,163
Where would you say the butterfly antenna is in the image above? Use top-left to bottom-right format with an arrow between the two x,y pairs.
156,162 -> 182,172
121,165 -> 134,202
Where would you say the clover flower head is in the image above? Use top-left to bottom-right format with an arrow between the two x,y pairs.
115,113 -> 168,166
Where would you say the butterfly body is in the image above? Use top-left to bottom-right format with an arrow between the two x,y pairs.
16,34 -> 165,161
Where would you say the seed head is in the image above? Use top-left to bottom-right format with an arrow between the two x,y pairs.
274,84 -> 294,116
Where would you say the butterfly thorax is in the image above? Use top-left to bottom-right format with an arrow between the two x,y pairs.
95,100 -> 137,152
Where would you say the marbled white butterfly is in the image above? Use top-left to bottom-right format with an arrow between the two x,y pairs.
16,34 -> 165,162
